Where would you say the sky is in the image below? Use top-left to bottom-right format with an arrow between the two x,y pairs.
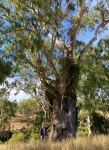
8,78 -> 31,102
0,77 -> 31,102
9,89 -> 31,102
77,24 -> 109,44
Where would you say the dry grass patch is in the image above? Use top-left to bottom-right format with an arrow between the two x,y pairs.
0,135 -> 109,150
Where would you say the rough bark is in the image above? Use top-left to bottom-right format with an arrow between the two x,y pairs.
49,93 -> 78,141
47,58 -> 79,141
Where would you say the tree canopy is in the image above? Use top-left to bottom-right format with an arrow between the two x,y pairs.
0,0 -> 109,140
0,0 -> 109,83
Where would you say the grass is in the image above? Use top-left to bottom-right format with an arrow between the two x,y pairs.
0,135 -> 109,150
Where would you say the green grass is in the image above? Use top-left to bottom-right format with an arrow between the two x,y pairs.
0,135 -> 109,150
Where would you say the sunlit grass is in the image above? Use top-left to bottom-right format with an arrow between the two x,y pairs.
0,135 -> 109,150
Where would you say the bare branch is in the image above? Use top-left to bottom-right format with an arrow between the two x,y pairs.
42,47 -> 59,79
25,56 -> 48,86
25,57 -> 36,69
20,88 -> 35,97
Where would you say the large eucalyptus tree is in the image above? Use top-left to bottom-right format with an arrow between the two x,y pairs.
0,0 -> 109,140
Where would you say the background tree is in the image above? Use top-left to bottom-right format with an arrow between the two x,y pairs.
0,0 -> 109,140
18,98 -> 41,126
18,98 -> 50,127
77,42 -> 109,135
0,88 -> 17,131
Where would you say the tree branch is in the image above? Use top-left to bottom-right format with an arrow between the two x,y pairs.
78,21 -> 109,62
24,56 -> 48,87
25,57 -> 36,69
42,44 -> 59,79
69,4 -> 86,57
0,12 -> 38,36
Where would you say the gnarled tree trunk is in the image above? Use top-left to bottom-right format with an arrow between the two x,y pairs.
46,58 -> 79,141
49,93 -> 78,141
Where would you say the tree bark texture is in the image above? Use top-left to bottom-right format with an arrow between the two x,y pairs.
49,93 -> 78,141
47,58 -> 79,141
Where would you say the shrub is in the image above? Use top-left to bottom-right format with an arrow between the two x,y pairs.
91,112 -> 109,134
29,127 -> 40,142
0,141 -> 3,144
20,127 -> 31,141
77,126 -> 89,136
29,131 -> 40,142
0,131 -> 12,142
8,132 -> 25,144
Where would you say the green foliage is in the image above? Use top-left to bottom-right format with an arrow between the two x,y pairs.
19,126 -> 39,142
8,132 -> 25,144
0,0 -> 109,140
0,141 -> 3,144
1,0 -> 108,80
91,112 -> 109,134
0,0 -> 108,100
60,58 -> 80,84
0,1 -> 108,75
0,59 -> 12,84
20,128 -> 31,140
0,91 -> 17,130
34,110 -> 45,129
77,126 -> 89,137
0,88 -> 7,97
18,98 -> 47,130
77,109 -> 89,136
29,129 -> 40,142
78,44 -> 109,113
77,44 -> 109,135
29,133 -> 39,142
18,98 -> 40,115
18,98 -> 41,126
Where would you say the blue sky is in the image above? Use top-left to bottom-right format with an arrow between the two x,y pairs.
0,77 -> 31,102
77,24 -> 109,45
9,89 -> 31,102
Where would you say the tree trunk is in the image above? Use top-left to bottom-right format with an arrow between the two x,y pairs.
49,93 -> 78,141
87,114 -> 91,136
45,58 -> 79,141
